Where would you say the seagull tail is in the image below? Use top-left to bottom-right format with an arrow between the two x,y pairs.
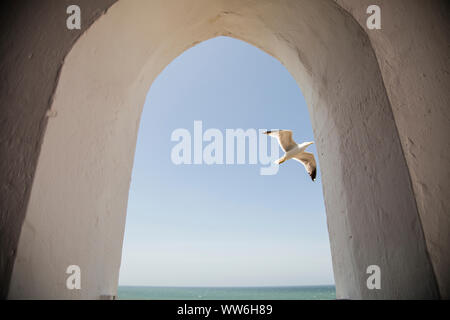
274,156 -> 286,165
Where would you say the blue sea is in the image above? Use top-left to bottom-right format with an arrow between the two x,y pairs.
117,285 -> 336,300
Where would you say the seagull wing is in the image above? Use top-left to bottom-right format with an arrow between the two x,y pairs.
264,130 -> 297,152
293,152 -> 317,181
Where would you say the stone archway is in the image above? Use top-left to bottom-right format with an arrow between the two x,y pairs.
3,0 -> 448,299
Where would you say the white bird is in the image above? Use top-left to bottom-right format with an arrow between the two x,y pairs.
263,130 -> 317,181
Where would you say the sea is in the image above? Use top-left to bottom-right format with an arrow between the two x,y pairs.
117,285 -> 336,300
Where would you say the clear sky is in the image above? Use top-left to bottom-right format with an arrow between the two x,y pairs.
118,36 -> 334,287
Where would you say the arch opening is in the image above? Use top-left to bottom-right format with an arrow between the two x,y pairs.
118,36 -> 335,299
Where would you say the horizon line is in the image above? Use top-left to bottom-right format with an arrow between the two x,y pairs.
118,284 -> 336,288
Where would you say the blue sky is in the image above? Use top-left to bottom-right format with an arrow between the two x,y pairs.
118,36 -> 334,286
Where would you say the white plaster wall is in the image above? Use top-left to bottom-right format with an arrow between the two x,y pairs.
335,0 -> 450,298
7,0 -> 444,299
0,0 -> 117,298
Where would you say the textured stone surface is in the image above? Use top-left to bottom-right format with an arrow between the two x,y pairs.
0,0 -> 117,299
1,0 -> 448,299
335,0 -> 450,298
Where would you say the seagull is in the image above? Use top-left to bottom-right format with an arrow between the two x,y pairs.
263,130 -> 317,181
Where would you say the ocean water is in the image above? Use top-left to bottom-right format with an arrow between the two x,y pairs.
117,285 -> 336,300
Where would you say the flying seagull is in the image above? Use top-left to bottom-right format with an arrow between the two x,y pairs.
264,130 -> 317,181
